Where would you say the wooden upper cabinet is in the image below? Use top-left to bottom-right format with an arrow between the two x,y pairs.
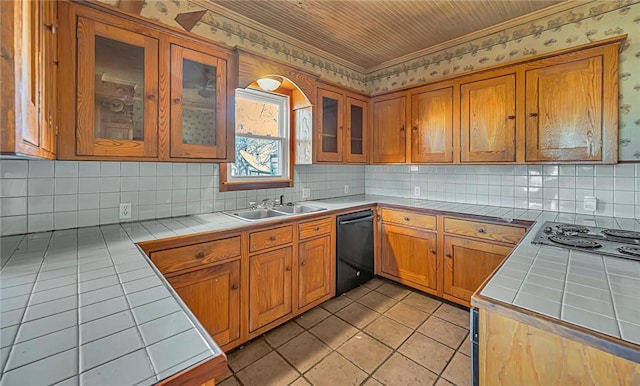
57,2 -> 235,161
75,17 -> 159,158
460,73 -> 516,162
170,44 -> 228,159
372,95 -> 407,163
314,85 -> 368,164
345,96 -> 368,163
1,0 -> 56,158
524,45 -> 619,163
316,88 -> 344,162
410,86 -> 454,163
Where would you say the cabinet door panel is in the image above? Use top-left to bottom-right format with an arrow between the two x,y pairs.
316,88 -> 343,162
167,260 -> 240,346
380,224 -> 437,292
411,87 -> 453,163
170,45 -> 227,159
76,17 -> 158,157
526,56 -> 603,162
443,236 -> 512,304
298,235 -> 332,308
249,247 -> 293,332
345,96 -> 368,163
372,96 -> 406,163
461,74 -> 515,162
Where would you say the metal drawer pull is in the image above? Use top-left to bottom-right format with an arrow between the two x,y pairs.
478,228 -> 486,233
195,251 -> 205,259
445,253 -> 452,258
301,260 -> 306,266
231,284 -> 238,290
286,266 -> 292,271
429,249 -> 436,254
269,236 -> 276,241
314,226 -> 320,231
404,217 -> 410,221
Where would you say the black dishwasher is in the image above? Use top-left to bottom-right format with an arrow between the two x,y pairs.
336,210 -> 374,295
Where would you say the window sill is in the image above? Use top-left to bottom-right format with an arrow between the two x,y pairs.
220,179 -> 293,192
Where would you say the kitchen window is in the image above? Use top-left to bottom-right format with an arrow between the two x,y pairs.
220,88 -> 293,191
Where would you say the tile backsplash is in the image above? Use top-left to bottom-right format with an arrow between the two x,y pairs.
365,164 -> 640,219
0,160 -> 364,236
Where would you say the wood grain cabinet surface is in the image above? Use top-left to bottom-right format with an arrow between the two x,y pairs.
371,94 -> 407,163
248,246 -> 293,332
298,235 -> 332,309
315,84 -> 369,163
460,72 -> 516,163
443,235 -> 513,305
524,44 -> 619,163
56,1 -> 234,162
410,85 -> 454,163
167,260 -> 241,347
380,223 -> 438,295
1,0 -> 57,158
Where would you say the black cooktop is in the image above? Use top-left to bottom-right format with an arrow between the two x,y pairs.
532,221 -> 640,262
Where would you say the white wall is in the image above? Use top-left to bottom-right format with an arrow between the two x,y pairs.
0,160 -> 365,236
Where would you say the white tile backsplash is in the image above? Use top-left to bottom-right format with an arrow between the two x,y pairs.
365,164 -> 640,219
0,160 -> 365,236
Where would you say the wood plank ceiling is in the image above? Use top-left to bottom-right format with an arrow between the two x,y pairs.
208,0 -> 564,70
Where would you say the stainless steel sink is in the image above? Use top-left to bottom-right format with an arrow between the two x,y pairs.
273,204 -> 326,214
227,208 -> 287,221
225,204 -> 326,221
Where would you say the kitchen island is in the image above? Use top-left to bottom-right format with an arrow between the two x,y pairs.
1,195 -> 638,385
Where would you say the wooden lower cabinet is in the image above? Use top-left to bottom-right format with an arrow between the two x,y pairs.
248,246 -> 293,332
379,223 -> 438,295
443,236 -> 513,305
167,260 -> 240,347
298,235 -> 332,309
478,309 -> 640,385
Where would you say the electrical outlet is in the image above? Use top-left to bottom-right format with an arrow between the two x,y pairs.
583,196 -> 597,212
414,186 -> 421,197
410,165 -> 419,172
344,184 -> 349,194
119,203 -> 132,219
302,188 -> 311,199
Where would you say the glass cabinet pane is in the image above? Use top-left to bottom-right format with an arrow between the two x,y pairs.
181,58 -> 217,146
350,104 -> 364,155
321,96 -> 339,154
94,36 -> 145,141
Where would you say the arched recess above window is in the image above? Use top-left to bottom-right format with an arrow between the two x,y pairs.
219,74 -> 313,192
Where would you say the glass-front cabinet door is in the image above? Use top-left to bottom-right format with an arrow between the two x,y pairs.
316,88 -> 343,162
76,17 -> 158,157
345,96 -> 368,163
170,44 -> 227,159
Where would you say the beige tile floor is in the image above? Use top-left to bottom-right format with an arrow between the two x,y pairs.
217,278 -> 472,386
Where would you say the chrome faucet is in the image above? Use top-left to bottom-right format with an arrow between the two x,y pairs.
260,198 -> 274,209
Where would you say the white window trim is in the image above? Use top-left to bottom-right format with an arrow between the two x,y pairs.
228,88 -> 290,183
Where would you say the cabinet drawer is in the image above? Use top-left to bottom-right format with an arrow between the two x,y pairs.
250,225 -> 294,253
444,217 -> 525,244
299,217 -> 332,240
151,236 -> 241,274
380,208 -> 436,230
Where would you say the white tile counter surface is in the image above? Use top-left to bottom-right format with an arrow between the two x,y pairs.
1,195 -> 639,385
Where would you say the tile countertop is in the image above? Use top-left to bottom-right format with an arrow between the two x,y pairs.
1,195 -> 639,385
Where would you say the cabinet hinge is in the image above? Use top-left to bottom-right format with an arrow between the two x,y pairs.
55,125 -> 58,136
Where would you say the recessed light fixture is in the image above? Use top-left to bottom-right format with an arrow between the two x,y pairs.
256,76 -> 282,91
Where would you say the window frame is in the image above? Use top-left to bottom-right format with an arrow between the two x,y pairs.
219,87 -> 294,192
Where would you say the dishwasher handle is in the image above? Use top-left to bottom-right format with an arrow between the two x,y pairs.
338,215 -> 374,225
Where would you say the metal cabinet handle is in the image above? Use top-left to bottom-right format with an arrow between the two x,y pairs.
412,126 -> 418,131
506,115 -> 516,120
478,228 -> 486,233
404,217 -> 410,221
286,266 -> 292,271
314,226 -> 320,231
195,251 -> 205,259
147,94 -> 156,101
529,112 -> 539,117
269,236 -> 276,241
231,284 -> 238,290
445,253 -> 452,258
301,260 -> 306,266
429,249 -> 436,254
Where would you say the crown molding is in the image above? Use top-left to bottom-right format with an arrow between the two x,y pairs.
365,0 -> 594,74
190,0 -> 367,74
